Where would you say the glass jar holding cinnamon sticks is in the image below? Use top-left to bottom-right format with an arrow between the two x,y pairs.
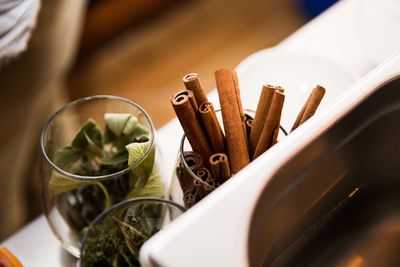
169,109 -> 288,208
169,70 -> 324,208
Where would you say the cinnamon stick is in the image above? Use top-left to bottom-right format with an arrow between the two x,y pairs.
176,166 -> 193,194
249,84 -> 275,156
196,167 -> 215,197
210,153 -> 231,181
195,168 -> 211,182
274,86 -> 285,93
183,73 -> 208,106
183,189 -> 196,208
253,91 -> 285,159
176,151 -> 203,193
233,71 -> 249,146
170,90 -> 212,161
215,68 -> 250,174
183,151 -> 203,172
244,113 -> 254,141
299,85 -> 325,125
291,85 -> 326,131
193,168 -> 209,198
199,102 -> 226,153
174,89 -> 199,114
232,71 -> 245,119
271,126 -> 280,146
205,177 -> 216,191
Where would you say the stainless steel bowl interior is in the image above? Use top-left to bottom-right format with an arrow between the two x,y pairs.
248,76 -> 400,267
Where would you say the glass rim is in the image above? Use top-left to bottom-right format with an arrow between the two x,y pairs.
90,197 -> 186,226
178,108 -> 288,179
40,95 -> 156,181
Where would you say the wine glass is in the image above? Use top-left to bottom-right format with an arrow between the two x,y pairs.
40,95 -> 166,257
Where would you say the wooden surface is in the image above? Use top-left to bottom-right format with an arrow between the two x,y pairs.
68,0 -> 306,128
79,0 -> 179,52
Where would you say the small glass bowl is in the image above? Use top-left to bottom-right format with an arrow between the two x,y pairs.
169,110 -> 287,208
77,197 -> 185,267
40,95 -> 166,257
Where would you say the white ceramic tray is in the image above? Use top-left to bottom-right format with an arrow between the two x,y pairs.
140,50 -> 400,266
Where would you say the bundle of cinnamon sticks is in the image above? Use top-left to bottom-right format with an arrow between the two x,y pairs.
170,69 -> 325,208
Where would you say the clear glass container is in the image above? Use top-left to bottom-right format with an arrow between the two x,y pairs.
40,95 -> 165,257
169,110 -> 287,208
78,197 -> 185,267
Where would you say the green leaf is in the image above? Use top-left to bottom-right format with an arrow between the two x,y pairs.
103,126 -> 116,144
113,134 -> 136,150
71,119 -> 103,150
126,141 -> 151,167
101,149 -> 128,166
126,141 -> 155,189
104,113 -> 133,136
104,125 -> 135,149
48,171 -> 112,208
84,133 -> 103,156
48,171 -> 95,196
135,135 -> 149,144
126,166 -> 164,199
132,123 -> 150,141
122,115 -> 138,136
103,113 -> 150,150
53,146 -> 82,172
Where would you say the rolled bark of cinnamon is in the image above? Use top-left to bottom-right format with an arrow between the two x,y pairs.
183,151 -> 203,172
199,102 -> 226,153
232,71 -> 245,119
204,177 -> 216,191
299,85 -> 325,125
210,153 -> 231,181
183,73 -> 208,106
183,189 -> 196,208
196,167 -> 215,197
253,90 -> 285,159
171,90 -> 212,162
174,89 -> 199,114
176,166 -> 193,194
233,71 -> 249,145
194,186 -> 206,199
249,84 -> 275,156
195,168 -> 211,183
274,86 -> 285,93
291,85 -> 326,132
244,113 -> 254,143
271,126 -> 280,146
176,151 -> 203,193
215,68 -> 250,174
193,167 -> 212,198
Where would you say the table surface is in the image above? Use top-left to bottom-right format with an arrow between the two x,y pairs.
1,0 -> 389,266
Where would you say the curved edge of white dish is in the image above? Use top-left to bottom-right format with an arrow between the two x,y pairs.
235,46 -> 361,82
235,46 -> 361,130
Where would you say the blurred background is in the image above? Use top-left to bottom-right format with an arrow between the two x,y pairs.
69,0 -> 311,127
0,0 -> 337,240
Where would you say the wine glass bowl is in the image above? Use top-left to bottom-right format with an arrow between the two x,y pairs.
40,95 -> 164,257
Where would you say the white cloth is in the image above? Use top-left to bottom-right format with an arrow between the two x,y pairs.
0,0 -> 40,62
